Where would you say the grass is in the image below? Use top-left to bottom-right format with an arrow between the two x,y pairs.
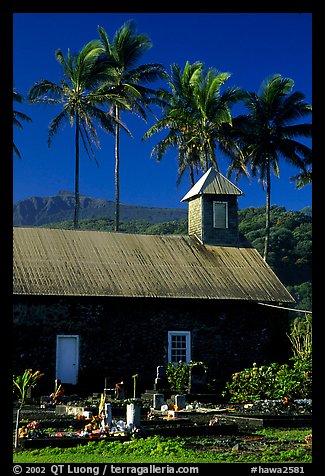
13,428 -> 312,463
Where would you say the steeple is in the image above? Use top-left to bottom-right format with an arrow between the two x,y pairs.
181,168 -> 243,246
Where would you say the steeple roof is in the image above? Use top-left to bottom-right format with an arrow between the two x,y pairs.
181,168 -> 243,202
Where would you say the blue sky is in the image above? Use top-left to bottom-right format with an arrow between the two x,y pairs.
13,12 -> 312,212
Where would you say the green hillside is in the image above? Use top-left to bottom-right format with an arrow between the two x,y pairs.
42,217 -> 188,235
43,205 -> 312,311
238,206 -> 312,312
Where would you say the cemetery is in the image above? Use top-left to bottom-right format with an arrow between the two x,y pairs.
13,364 -> 312,450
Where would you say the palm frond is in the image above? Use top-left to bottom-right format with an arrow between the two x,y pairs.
13,143 -> 21,159
48,110 -> 69,146
112,20 -> 152,69
13,110 -> 32,125
13,89 -> 32,159
13,90 -> 23,103
97,25 -> 112,54
290,169 -> 312,189
28,80 -> 63,102
124,63 -> 167,84
55,48 -> 72,78
282,123 -> 312,139
79,122 -> 100,166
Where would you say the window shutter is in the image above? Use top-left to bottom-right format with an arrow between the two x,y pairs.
213,201 -> 228,228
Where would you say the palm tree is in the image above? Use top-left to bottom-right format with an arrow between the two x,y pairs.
143,61 -> 247,187
233,74 -> 312,261
291,150 -> 312,189
190,65 -> 248,179
13,89 -> 32,159
28,40 -> 127,229
143,61 -> 203,186
96,20 -> 167,231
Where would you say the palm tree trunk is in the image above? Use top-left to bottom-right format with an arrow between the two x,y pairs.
114,106 -> 120,232
74,115 -> 80,230
263,162 -> 271,261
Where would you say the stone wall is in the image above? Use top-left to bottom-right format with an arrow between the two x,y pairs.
13,295 -> 291,398
188,197 -> 202,240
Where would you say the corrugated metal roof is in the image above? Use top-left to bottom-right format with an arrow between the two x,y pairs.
13,227 -> 294,302
181,168 -> 243,202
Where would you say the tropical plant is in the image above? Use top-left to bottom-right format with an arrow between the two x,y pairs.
231,74 -> 312,261
166,360 -> 207,393
287,313 -> 312,361
13,89 -> 32,159
143,61 -> 247,187
28,40 -> 126,229
13,369 -> 44,448
96,20 -> 167,231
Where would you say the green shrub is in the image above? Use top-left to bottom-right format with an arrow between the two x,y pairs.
221,358 -> 312,402
165,361 -> 207,393
221,313 -> 312,402
273,358 -> 312,399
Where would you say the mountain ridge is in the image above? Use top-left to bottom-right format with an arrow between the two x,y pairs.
13,191 -> 188,227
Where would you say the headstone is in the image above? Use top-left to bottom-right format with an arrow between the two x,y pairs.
126,403 -> 141,431
189,364 -> 207,393
175,394 -> 186,409
153,365 -> 168,391
153,393 -> 164,410
156,365 -> 166,379
104,402 -> 113,425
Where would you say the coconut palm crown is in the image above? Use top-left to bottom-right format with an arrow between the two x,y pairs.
143,61 -> 247,187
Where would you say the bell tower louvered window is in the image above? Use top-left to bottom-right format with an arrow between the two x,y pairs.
213,201 -> 228,229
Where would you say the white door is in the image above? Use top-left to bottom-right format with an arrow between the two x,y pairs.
56,335 -> 79,384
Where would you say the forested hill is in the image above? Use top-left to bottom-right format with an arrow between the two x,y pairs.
42,205 -> 312,312
238,206 -> 312,312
